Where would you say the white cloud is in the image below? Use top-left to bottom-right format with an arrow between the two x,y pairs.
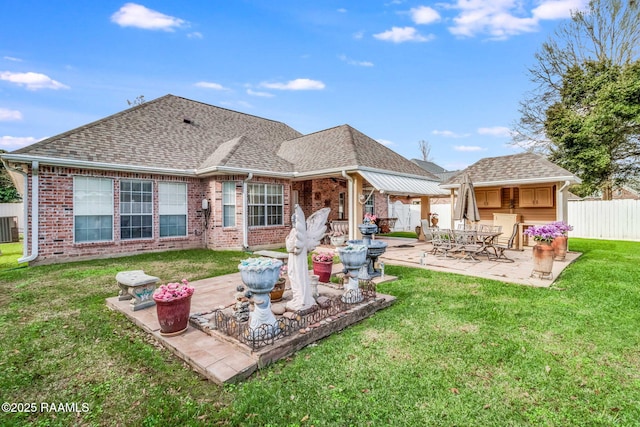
111,3 -> 187,31
247,89 -> 274,97
338,54 -> 374,67
1,136 -> 38,150
376,139 -> 394,147
373,26 -> 434,43
337,8 -> 347,13
0,71 -> 69,90
432,130 -> 471,138
454,145 -> 485,152
533,0 -> 588,20
0,108 -> 22,121
477,126 -> 512,137
194,81 -> 229,90
260,78 -> 325,90
187,32 -> 203,39
446,0 -> 588,40
353,31 -> 365,39
411,6 -> 441,25
3,56 -> 22,62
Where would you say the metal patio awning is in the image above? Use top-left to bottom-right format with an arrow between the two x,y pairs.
358,170 -> 448,197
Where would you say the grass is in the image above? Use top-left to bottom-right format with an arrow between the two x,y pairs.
1,239 -> 639,426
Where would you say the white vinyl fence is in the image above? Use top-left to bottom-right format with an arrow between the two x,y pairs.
388,199 -> 640,241
0,203 -> 23,232
568,199 -> 640,241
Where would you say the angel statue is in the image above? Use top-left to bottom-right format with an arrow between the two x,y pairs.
285,205 -> 331,311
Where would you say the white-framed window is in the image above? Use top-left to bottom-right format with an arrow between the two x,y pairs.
364,190 -> 375,216
247,183 -> 283,226
222,182 -> 236,227
120,180 -> 153,239
159,182 -> 187,237
338,192 -> 345,219
74,177 -> 114,243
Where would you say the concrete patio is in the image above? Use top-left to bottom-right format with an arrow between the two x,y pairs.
106,238 -> 580,384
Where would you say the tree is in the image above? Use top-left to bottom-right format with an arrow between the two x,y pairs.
513,0 -> 640,150
544,60 -> 640,198
0,150 -> 22,203
127,95 -> 146,107
418,139 -> 433,162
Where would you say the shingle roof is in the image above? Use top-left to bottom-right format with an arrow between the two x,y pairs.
9,95 -> 436,179
440,152 -> 580,188
280,125 -> 439,179
13,94 -> 302,171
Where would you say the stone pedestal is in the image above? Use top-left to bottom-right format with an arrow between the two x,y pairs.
116,270 -> 159,311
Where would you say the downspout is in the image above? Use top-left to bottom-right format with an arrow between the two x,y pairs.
10,161 -> 38,263
242,173 -> 254,250
341,171 -> 355,240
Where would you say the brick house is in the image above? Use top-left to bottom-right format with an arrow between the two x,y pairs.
1,94 -> 444,264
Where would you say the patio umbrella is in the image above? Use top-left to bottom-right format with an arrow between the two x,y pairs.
453,173 -> 480,229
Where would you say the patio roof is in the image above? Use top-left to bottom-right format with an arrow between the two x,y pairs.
359,170 -> 449,197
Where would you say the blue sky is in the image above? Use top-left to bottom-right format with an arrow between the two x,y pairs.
1,0 -> 587,171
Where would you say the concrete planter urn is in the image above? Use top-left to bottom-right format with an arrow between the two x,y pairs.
532,242 -> 554,279
238,257 -> 283,338
337,244 -> 368,303
552,235 -> 568,261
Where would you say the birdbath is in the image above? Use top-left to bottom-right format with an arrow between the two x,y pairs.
238,257 -> 283,339
352,223 -> 388,278
336,244 -> 368,303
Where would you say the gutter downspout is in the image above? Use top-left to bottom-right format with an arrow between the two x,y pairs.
341,171 -> 355,240
242,173 -> 254,250
11,161 -> 38,263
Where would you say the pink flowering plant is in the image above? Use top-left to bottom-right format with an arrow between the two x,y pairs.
312,251 -> 335,263
153,279 -> 194,302
363,213 -> 377,224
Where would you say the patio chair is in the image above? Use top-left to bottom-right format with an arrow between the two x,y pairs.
431,229 -> 455,257
489,222 -> 519,262
451,229 -> 484,262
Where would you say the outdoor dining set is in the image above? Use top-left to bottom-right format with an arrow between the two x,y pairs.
429,223 -> 520,262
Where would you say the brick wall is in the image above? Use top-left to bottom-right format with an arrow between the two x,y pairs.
28,166 -> 206,264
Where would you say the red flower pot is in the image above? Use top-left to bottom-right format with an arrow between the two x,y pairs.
312,260 -> 333,283
552,235 -> 568,261
155,295 -> 192,336
532,242 -> 554,279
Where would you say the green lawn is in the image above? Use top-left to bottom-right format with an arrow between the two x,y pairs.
1,239 -> 639,426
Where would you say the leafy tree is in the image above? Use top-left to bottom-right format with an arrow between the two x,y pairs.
513,0 -> 640,150
544,60 -> 640,198
0,150 -> 22,203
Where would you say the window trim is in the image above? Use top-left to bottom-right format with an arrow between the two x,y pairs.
247,183 -> 284,227
73,176 -> 114,244
158,181 -> 188,238
222,181 -> 236,228
119,179 -> 154,240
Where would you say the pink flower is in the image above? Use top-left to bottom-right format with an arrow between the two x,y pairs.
153,279 -> 194,302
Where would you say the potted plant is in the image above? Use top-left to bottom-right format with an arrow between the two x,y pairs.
524,224 -> 559,279
430,212 -> 439,227
330,230 -> 347,247
311,251 -> 334,283
270,264 -> 287,302
550,221 -> 573,261
153,279 -> 195,336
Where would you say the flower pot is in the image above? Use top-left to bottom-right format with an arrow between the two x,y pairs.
330,235 -> 347,246
270,278 -> 286,302
155,294 -> 192,336
313,260 -> 333,283
431,217 -> 439,227
532,242 -> 554,279
552,235 -> 568,261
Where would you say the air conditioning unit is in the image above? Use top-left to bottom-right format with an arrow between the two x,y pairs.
0,216 -> 19,243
